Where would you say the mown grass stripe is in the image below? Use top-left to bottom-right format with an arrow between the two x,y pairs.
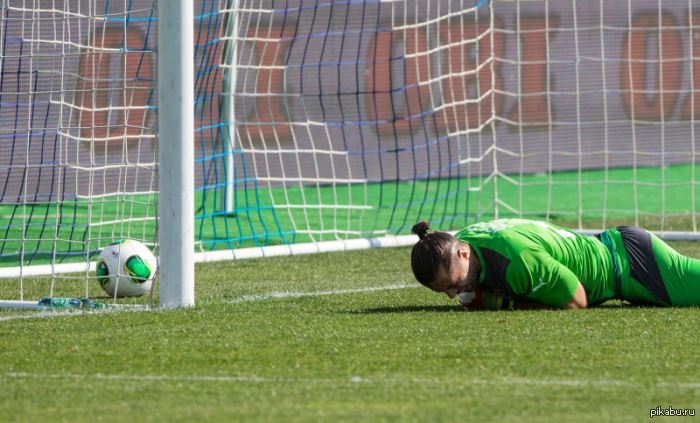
3,372 -> 698,390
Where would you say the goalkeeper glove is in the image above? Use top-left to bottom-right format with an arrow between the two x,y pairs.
483,290 -> 515,310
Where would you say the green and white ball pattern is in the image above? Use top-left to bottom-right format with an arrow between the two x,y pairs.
96,239 -> 157,297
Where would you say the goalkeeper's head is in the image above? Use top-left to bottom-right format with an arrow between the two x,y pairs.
410,221 -> 479,299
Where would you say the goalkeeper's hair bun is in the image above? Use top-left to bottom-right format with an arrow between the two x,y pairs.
411,221 -> 430,240
410,220 -> 457,287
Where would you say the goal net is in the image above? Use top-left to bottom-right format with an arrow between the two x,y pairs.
1,0 -> 699,304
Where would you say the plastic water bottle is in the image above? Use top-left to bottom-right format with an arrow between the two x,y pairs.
37,298 -> 107,310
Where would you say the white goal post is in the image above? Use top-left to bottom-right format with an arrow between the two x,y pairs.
157,0 -> 194,308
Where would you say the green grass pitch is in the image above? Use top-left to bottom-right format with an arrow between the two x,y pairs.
1,243 -> 700,421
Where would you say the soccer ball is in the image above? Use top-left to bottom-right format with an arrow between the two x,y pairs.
95,240 -> 157,297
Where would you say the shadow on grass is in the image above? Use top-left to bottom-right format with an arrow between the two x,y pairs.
351,301 -> 667,314
592,301 -> 666,309
349,305 -> 466,314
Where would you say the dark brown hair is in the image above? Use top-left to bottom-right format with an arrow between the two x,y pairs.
410,221 -> 457,286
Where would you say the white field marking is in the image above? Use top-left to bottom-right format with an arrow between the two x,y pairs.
3,372 -> 698,390
0,307 -> 149,323
226,283 -> 419,304
0,310 -> 82,322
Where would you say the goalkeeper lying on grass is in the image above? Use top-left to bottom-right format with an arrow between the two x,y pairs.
410,219 -> 700,310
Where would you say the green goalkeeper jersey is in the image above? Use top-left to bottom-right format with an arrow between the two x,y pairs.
455,219 -> 616,307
